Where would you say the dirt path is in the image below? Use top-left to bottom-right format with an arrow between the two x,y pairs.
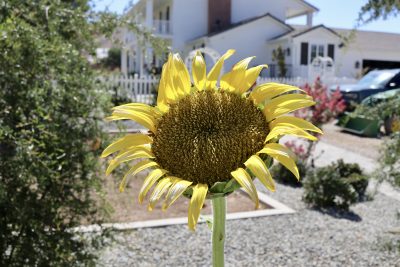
320,121 -> 384,160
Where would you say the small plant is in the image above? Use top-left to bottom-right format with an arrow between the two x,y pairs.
377,132 -> 400,188
272,46 -> 287,77
303,160 -> 369,211
270,141 -> 307,186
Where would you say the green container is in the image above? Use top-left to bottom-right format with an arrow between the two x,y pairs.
337,113 -> 380,137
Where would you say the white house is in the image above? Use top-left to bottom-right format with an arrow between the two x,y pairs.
121,0 -> 400,79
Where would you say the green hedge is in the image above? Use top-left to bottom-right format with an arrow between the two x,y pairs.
0,1 -> 110,265
303,160 -> 369,211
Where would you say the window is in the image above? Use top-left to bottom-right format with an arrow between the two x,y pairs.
310,44 -> 325,63
166,6 -> 170,21
300,42 -> 308,65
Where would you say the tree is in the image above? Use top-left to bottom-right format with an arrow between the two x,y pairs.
357,0 -> 400,25
0,1 -> 166,265
100,47 -> 122,70
272,46 -> 287,77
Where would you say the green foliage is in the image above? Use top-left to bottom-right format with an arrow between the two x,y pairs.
358,0 -> 400,25
351,92 -> 400,122
377,133 -> 400,187
303,160 -> 369,211
350,92 -> 400,134
0,1 -> 121,265
272,46 -> 287,77
100,47 -> 121,70
271,160 -> 306,187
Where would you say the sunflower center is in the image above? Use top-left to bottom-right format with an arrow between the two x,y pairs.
152,90 -> 269,186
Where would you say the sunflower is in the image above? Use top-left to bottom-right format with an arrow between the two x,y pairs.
102,49 -> 321,231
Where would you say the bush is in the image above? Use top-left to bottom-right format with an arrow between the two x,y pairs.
303,160 -> 369,211
100,47 -> 121,70
271,160 -> 306,187
378,133 -> 400,187
0,2 -> 111,265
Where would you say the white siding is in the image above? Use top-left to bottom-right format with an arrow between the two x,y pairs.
208,17 -> 289,72
231,0 -> 286,23
336,41 -> 400,78
292,28 -> 340,77
171,0 -> 208,53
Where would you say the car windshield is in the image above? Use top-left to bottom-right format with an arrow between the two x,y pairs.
357,71 -> 396,87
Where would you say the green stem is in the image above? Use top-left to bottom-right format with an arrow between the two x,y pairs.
212,197 -> 226,267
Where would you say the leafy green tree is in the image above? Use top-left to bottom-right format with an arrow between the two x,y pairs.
0,1 -> 166,265
101,47 -> 122,70
0,1 -> 109,265
358,0 -> 400,25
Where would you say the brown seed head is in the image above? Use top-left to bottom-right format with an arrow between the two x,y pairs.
152,90 -> 268,186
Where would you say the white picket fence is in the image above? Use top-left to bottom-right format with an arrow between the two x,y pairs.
99,74 -> 158,104
257,76 -> 358,87
101,75 -> 358,104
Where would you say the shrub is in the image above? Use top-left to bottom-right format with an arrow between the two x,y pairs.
0,2 -> 112,265
270,141 -> 307,186
303,160 -> 369,211
377,133 -> 400,187
100,47 -> 121,70
271,160 -> 306,187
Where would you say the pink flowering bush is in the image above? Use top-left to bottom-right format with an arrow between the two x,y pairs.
272,77 -> 346,185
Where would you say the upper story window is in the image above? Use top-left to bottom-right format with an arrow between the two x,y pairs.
166,6 -> 170,21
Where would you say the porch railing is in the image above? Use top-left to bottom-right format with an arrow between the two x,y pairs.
153,20 -> 172,35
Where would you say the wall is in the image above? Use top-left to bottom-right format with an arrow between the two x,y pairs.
208,16 -> 289,74
336,39 -> 400,78
231,0 -> 289,23
171,0 -> 208,53
291,28 -> 340,78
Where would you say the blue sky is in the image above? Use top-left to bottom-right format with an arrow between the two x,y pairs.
92,0 -> 400,34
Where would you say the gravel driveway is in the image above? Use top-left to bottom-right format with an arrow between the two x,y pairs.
97,181 -> 400,267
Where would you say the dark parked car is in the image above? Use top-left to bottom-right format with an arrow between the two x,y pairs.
330,69 -> 400,106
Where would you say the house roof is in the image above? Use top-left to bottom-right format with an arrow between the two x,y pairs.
196,13 -> 293,40
270,24 -> 340,41
332,27 -> 400,51
286,0 -> 319,18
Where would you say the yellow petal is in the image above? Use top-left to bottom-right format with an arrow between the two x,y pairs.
269,116 -> 323,134
106,146 -> 154,175
172,53 -> 191,96
263,94 -> 315,121
188,183 -> 208,231
238,64 -> 268,94
148,177 -> 173,211
230,168 -> 259,209
233,57 -> 255,70
250,83 -> 305,105
257,143 -> 300,180
206,49 -> 235,90
139,168 -> 168,204
244,155 -> 275,192
157,55 -> 178,107
119,159 -> 159,192
265,126 -> 318,142
101,134 -> 152,158
192,51 -> 207,90
220,57 -> 255,93
162,178 -> 193,210
112,103 -> 161,118
106,110 -> 157,133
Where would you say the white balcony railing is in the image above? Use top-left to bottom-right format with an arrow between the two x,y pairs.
153,20 -> 172,35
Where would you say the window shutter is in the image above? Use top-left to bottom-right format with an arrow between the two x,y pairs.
300,42 -> 308,65
328,44 -> 335,60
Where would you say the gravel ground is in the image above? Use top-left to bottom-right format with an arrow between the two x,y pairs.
97,182 -> 400,267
